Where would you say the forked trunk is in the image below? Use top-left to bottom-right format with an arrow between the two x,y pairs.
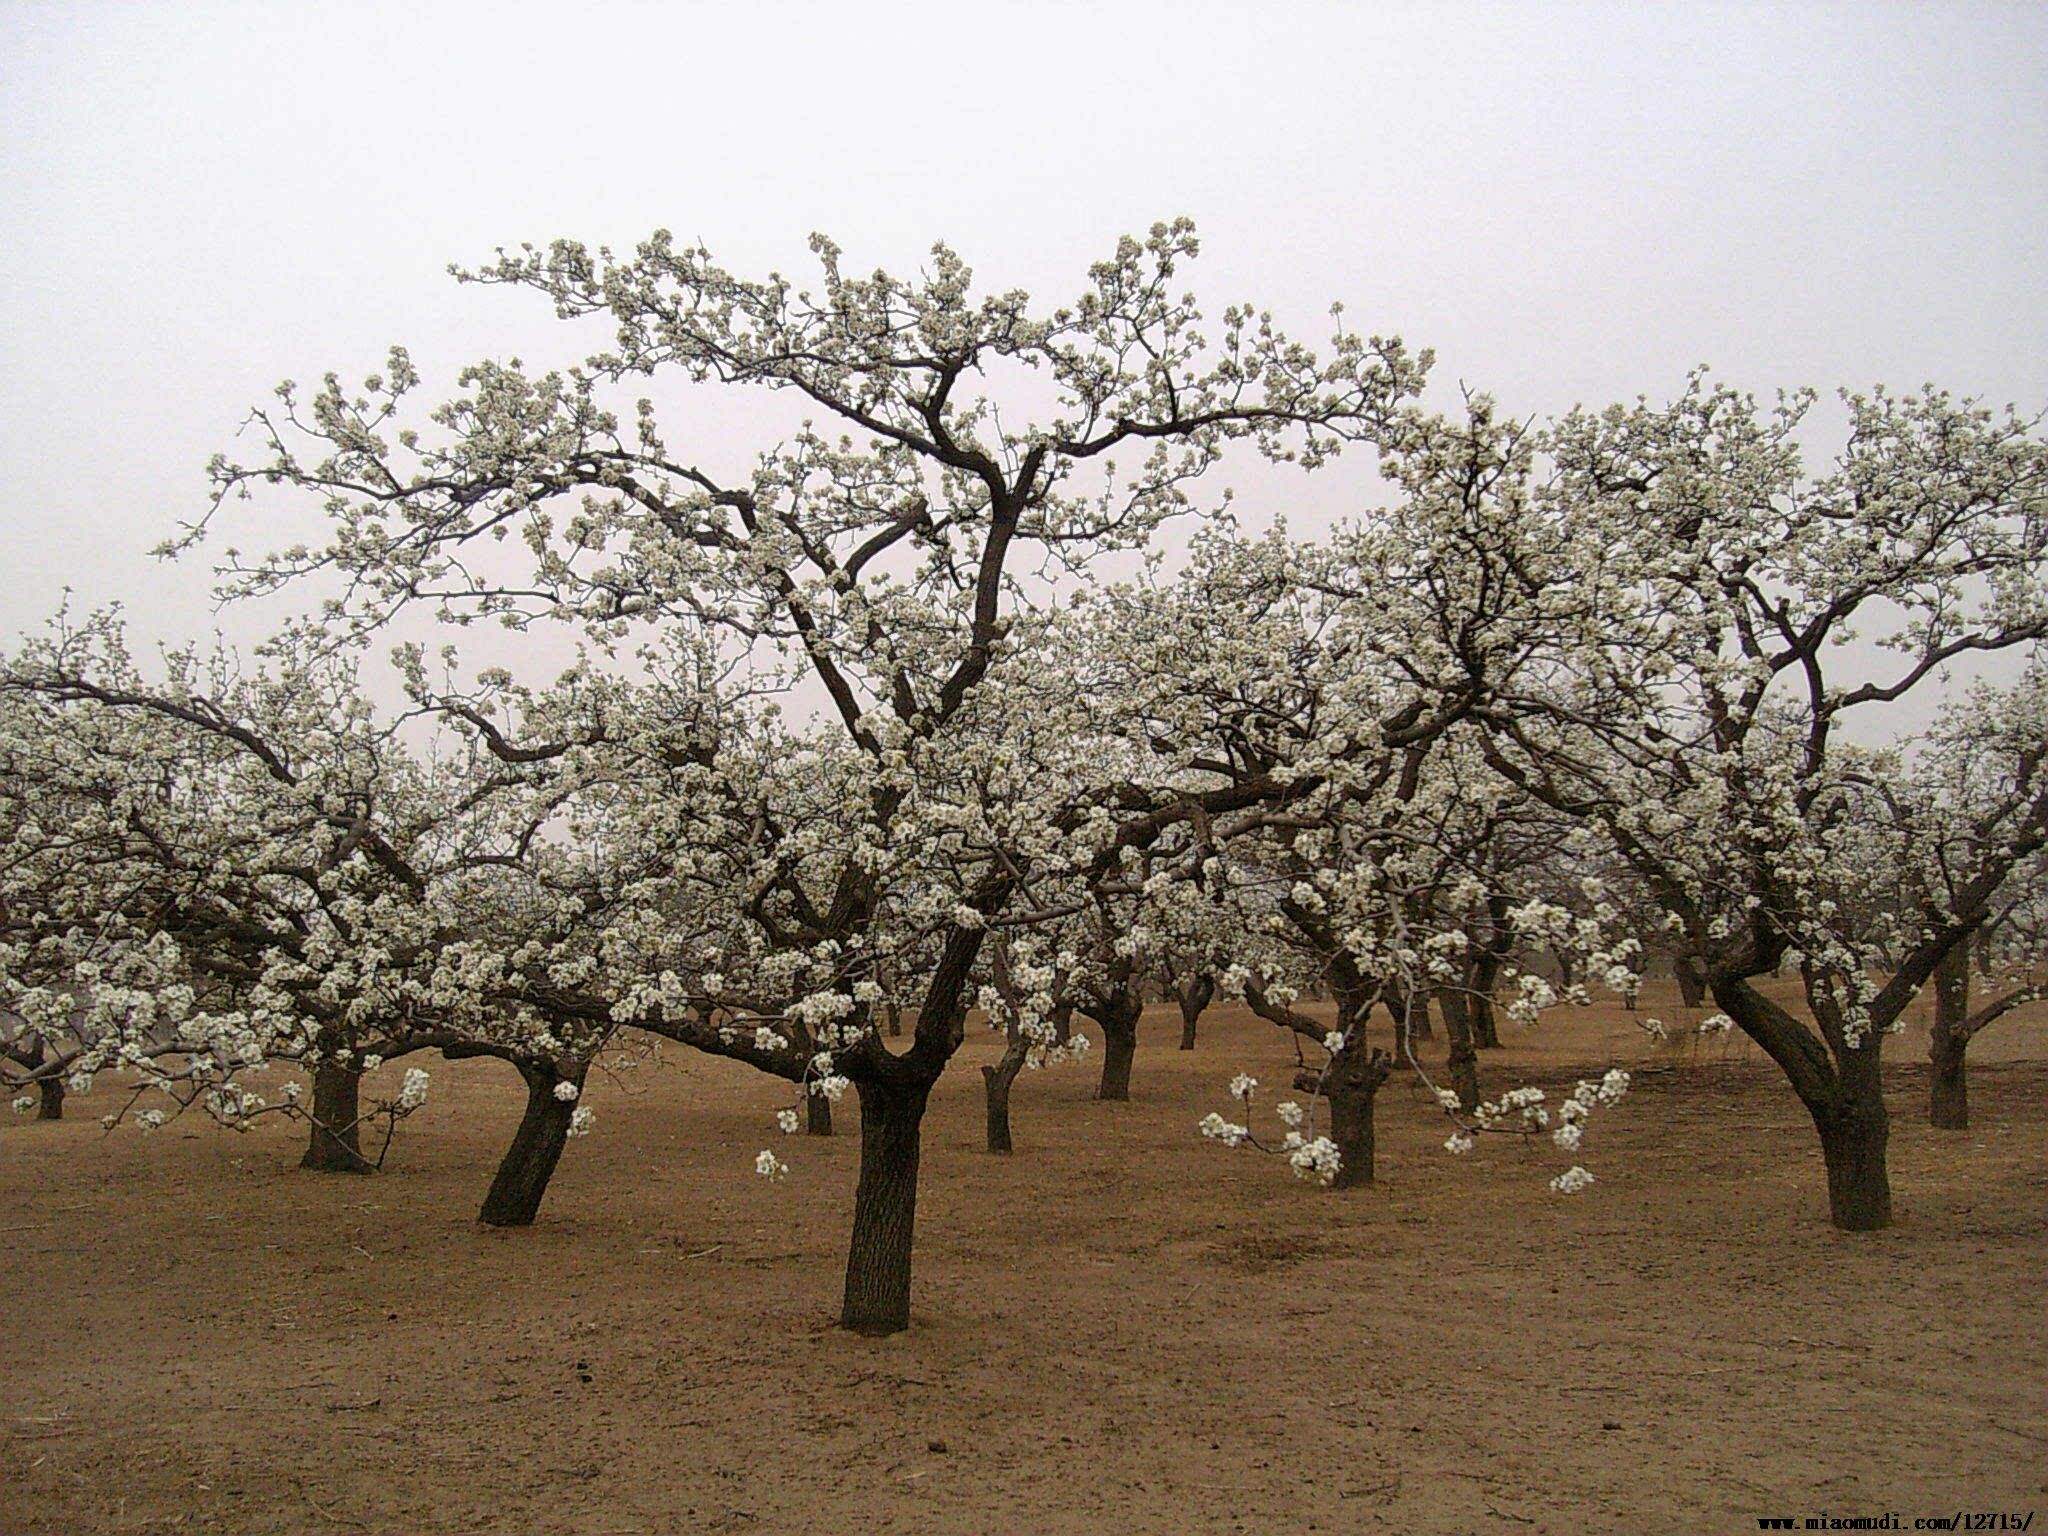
1712,975 -> 1894,1233
478,1062 -> 580,1227
840,1077 -> 930,1336
807,1091 -> 834,1136
1928,944 -> 1970,1130
982,1038 -> 1028,1154
1050,1003 -> 1072,1047
38,1075 -> 65,1121
300,1056 -> 373,1174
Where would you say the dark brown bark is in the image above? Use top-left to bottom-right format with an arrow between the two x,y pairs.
1928,943 -> 1969,1130
1095,1003 -> 1139,1101
478,1063 -> 579,1227
300,1056 -> 373,1174
1675,957 -> 1707,1009
1709,974 -> 1894,1232
840,1077 -> 930,1336
1436,991 -> 1481,1111
982,1037 -> 1028,1154
807,1090 -> 834,1136
1175,974 -> 1214,1051
1050,1002 -> 1072,1047
38,1075 -> 65,1121
1326,1047 -> 1393,1190
1470,899 -> 1511,1049
1469,963 -> 1503,1049
1815,1096 -> 1892,1231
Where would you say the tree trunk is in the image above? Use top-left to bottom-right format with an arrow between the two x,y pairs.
1326,1049 -> 1393,1190
807,1090 -> 834,1136
1050,1003 -> 1072,1047
982,1039 -> 1028,1154
1474,962 -> 1507,1056
1405,991 -> 1433,1042
885,1002 -> 903,1039
1096,1007 -> 1138,1101
1675,957 -> 1706,1009
300,1056 -> 373,1174
1928,943 -> 1970,1130
1175,974 -> 1213,1050
478,1063 -> 579,1227
840,1077 -> 930,1336
1814,1096 -> 1892,1231
37,1075 -> 65,1121
1437,991 -> 1481,1111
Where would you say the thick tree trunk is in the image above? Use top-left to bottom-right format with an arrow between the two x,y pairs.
300,1056 -> 373,1174
1675,957 -> 1706,1009
1712,974 -> 1894,1232
1814,1097 -> 1892,1231
478,1064 -> 579,1227
1326,1049 -> 1393,1190
982,1039 -> 1028,1154
1175,974 -> 1213,1050
1928,943 -> 1970,1130
1096,1007 -> 1138,1101
840,1077 -> 930,1336
885,1003 -> 903,1039
1437,991 -> 1481,1111
807,1091 -> 834,1136
1050,1003 -> 1072,1047
38,1075 -> 65,1121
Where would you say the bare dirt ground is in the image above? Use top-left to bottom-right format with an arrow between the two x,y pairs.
3,980 -> 2044,1535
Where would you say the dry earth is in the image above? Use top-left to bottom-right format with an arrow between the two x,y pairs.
3,980 -> 2044,1535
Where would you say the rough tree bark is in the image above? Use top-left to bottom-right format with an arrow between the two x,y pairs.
982,1033 -> 1029,1154
807,1090 -> 834,1136
1469,956 -> 1503,1050
1094,997 -> 1140,1101
1714,976 -> 1891,1231
840,1076 -> 931,1336
38,1074 -> 65,1121
1928,942 -> 1970,1130
300,1054 -> 373,1174
477,1059 -> 582,1227
1176,973 -> 1215,1051
1325,1044 -> 1394,1190
1435,990 -> 1482,1111
1812,1057 -> 1892,1231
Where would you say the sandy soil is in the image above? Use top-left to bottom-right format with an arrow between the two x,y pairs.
3,980 -> 2044,1535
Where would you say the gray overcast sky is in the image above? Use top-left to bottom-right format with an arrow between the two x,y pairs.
3,0 -> 2045,657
